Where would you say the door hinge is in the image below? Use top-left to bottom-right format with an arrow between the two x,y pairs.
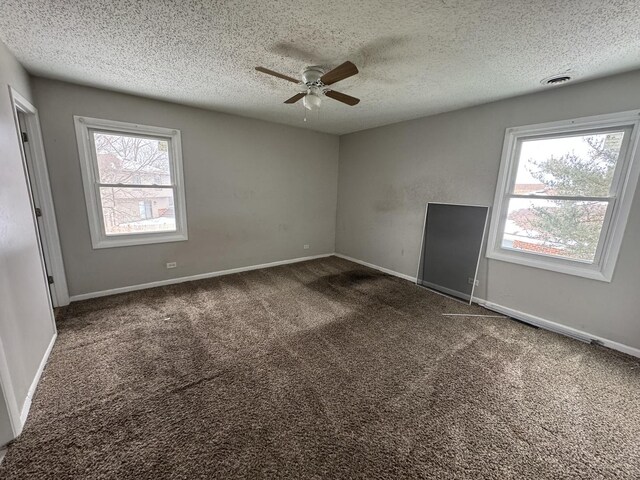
21,131 -> 28,143
35,207 -> 43,217
47,275 -> 54,285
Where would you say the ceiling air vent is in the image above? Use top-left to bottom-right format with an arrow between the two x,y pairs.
541,74 -> 572,86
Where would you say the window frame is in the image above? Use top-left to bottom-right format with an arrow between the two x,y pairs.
74,116 -> 188,249
486,110 -> 640,282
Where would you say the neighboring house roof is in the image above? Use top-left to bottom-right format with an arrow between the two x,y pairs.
513,183 -> 546,194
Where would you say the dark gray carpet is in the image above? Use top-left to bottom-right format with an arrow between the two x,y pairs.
1,256 -> 639,479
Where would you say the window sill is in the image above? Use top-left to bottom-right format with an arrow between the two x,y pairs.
91,232 -> 188,249
486,248 -> 611,282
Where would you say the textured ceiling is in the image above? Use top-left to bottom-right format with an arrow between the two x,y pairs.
1,0 -> 640,135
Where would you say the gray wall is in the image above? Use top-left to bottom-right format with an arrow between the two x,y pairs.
0,42 -> 56,444
337,69 -> 640,350
32,78 -> 339,297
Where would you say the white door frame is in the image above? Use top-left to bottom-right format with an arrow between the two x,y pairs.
9,87 -> 69,307
0,335 -> 21,443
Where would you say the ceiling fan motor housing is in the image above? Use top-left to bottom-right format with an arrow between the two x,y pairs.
302,66 -> 325,87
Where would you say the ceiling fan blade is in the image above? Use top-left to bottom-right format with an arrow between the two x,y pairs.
320,61 -> 359,85
284,92 -> 306,104
255,66 -> 299,84
325,90 -> 360,106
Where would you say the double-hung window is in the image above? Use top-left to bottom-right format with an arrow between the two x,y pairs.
486,110 -> 640,281
74,116 -> 188,248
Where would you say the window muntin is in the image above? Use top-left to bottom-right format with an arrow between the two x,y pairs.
74,117 -> 187,248
487,111 -> 640,281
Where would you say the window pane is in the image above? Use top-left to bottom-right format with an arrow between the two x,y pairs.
513,131 -> 625,197
502,197 -> 608,263
93,131 -> 172,185
99,187 -> 176,235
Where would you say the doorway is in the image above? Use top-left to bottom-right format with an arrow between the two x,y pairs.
10,88 -> 69,307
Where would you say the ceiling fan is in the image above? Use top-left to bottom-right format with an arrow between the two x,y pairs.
255,61 -> 360,110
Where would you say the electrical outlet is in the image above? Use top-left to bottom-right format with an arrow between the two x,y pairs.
303,244 -> 310,250
166,262 -> 177,269
468,277 -> 479,286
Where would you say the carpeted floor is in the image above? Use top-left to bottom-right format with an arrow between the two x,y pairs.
1,256 -> 639,479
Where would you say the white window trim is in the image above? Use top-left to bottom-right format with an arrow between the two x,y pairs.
74,116 -> 188,249
486,110 -> 640,282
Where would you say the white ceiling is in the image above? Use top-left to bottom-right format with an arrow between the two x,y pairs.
1,0 -> 640,135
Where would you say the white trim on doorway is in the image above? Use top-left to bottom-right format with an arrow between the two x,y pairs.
0,336 -> 21,443
0,332 -> 57,444
10,87 -> 70,307
19,333 -> 57,426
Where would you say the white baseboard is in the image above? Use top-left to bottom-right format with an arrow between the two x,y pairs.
334,253 -> 417,282
19,333 -> 57,431
476,299 -> 640,358
70,254 -> 333,302
334,253 -> 639,359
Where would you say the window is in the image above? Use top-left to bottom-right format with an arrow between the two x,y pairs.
487,110 -> 640,281
74,116 -> 188,248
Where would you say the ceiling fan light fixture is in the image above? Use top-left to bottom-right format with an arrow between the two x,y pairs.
303,91 -> 322,110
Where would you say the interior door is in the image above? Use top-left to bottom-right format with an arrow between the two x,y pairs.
16,110 -> 55,306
